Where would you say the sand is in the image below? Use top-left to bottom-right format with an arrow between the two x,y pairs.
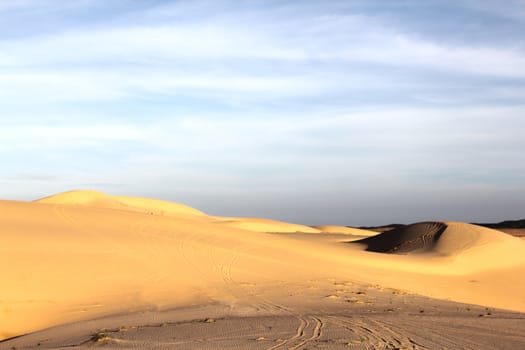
212,216 -> 321,233
2,190 -> 525,348
314,225 -> 378,236
353,222 -> 448,253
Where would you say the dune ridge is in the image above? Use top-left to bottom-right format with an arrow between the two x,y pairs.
353,221 -> 524,258
314,225 -> 378,236
36,190 -> 205,217
212,216 -> 321,233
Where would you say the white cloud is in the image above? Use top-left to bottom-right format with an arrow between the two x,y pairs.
0,24 -> 306,66
5,104 -> 521,162
0,71 -> 125,102
0,68 -> 330,103
1,14 -> 524,78
2,20 -> 523,104
0,124 -> 146,151
375,36 -> 525,77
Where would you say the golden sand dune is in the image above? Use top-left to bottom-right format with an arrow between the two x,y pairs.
2,191 -> 525,344
213,216 -> 321,233
36,190 -> 205,216
314,225 -> 378,236
354,221 -> 525,262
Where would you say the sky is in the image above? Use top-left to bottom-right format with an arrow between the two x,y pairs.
1,0 -> 524,226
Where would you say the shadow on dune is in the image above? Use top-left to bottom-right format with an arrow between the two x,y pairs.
352,222 -> 448,254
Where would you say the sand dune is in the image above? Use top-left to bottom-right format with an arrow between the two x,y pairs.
354,221 -> 447,253
314,225 -> 378,236
36,190 -> 205,217
354,221 -> 525,259
212,216 -> 321,233
2,190 -> 525,346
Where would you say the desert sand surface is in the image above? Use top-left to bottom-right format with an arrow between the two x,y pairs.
2,191 -> 525,349
313,225 -> 378,236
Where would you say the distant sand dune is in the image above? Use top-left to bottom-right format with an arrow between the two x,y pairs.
314,225 -> 378,236
36,190 -> 205,216
212,216 -> 321,233
353,221 -> 524,258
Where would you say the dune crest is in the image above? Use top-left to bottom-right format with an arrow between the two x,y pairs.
314,225 -> 378,236
35,190 -> 205,217
435,221 -> 502,255
213,216 -> 321,233
353,221 -> 525,259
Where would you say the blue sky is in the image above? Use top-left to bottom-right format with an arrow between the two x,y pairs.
1,0 -> 524,225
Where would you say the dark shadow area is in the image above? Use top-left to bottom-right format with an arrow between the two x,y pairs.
351,222 -> 448,254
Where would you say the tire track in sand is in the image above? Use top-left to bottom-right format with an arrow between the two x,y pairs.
288,316 -> 323,350
266,316 -> 308,350
329,315 -> 426,350
266,315 -> 323,350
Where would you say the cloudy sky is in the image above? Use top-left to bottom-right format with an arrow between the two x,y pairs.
1,0 -> 524,225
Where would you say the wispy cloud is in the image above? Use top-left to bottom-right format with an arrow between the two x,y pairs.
2,19 -> 524,107
3,17 -> 525,73
0,123 -> 145,151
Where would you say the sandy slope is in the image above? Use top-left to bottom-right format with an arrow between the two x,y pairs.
2,190 -> 525,343
314,225 -> 378,236
36,190 -> 205,216
211,216 -> 321,233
